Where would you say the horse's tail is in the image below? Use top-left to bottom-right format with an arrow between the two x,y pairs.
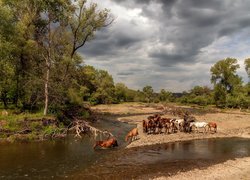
214,123 -> 217,132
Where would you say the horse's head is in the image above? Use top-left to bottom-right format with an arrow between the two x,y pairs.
113,139 -> 118,147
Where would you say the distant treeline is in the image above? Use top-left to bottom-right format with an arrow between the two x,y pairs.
0,0 -> 250,115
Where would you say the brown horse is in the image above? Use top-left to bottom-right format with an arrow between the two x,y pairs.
208,122 -> 217,133
147,119 -> 156,134
93,138 -> 118,149
125,128 -> 139,142
142,120 -> 148,133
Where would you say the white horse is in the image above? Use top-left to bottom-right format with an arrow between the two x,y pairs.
175,119 -> 184,131
190,122 -> 208,133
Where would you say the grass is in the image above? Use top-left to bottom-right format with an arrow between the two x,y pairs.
0,111 -> 53,121
0,110 -> 59,141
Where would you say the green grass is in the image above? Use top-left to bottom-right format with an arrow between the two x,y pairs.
0,111 -> 56,135
0,111 -> 54,121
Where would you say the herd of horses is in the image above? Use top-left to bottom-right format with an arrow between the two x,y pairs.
93,113 -> 217,149
143,114 -> 217,135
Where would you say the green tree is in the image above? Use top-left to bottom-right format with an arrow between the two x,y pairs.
142,86 -> 154,103
245,58 -> 250,79
210,58 -> 243,107
159,89 -> 173,102
115,83 -> 128,102
211,58 -> 242,93
91,70 -> 115,104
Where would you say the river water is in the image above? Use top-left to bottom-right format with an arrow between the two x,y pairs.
0,119 -> 250,179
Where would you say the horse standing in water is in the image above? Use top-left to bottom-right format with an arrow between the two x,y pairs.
208,122 -> 217,133
93,138 -> 118,149
125,128 -> 139,142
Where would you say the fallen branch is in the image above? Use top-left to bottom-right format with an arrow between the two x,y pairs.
68,118 -> 114,140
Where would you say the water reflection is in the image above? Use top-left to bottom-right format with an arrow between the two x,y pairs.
0,136 -> 250,179
76,138 -> 250,179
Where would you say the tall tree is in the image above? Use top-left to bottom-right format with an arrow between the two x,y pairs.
69,0 -> 112,59
210,58 -> 243,107
210,58 -> 242,93
245,58 -> 250,79
34,0 -> 112,115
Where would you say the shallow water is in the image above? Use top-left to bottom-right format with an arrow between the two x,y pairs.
76,137 -> 250,179
0,118 -> 134,179
0,124 -> 250,179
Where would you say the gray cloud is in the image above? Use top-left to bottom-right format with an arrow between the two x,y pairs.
80,0 -> 250,92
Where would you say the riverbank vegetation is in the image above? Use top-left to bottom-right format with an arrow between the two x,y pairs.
0,0 -> 249,141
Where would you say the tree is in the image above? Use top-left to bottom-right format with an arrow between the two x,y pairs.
159,89 -> 173,102
142,86 -> 154,103
69,0 -> 113,59
34,0 -> 112,115
115,83 -> 128,102
210,58 -> 242,93
245,58 -> 250,79
210,58 -> 243,107
91,70 -> 115,104
190,86 -> 211,96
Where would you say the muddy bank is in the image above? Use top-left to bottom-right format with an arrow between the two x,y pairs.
154,157 -> 250,180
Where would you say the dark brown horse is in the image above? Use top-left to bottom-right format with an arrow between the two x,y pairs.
147,119 -> 156,134
93,138 -> 118,149
142,120 -> 148,133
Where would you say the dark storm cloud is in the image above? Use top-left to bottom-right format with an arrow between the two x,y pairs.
108,0 -> 250,67
81,0 -> 250,91
80,20 -> 147,57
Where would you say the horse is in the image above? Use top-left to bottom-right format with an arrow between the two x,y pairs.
164,122 -> 171,134
208,122 -> 217,133
156,119 -> 164,134
170,120 -> 178,133
174,119 -> 184,132
142,120 -> 148,133
125,128 -> 139,142
93,138 -> 118,149
190,122 -> 208,133
147,119 -> 156,134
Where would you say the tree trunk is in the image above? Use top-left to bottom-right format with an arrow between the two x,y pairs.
1,91 -> 8,108
44,66 -> 49,115
44,19 -> 51,116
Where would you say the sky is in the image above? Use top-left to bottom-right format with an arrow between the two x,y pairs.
79,0 -> 250,92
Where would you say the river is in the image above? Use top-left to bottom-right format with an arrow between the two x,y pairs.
0,118 -> 249,179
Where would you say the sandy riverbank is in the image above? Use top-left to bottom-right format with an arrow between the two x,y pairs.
93,103 -> 250,148
154,157 -> 250,180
